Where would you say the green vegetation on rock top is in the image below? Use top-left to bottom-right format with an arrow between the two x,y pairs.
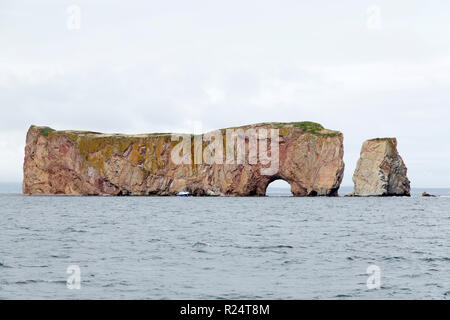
38,127 -> 56,137
264,121 -> 340,137
265,121 -> 321,130
32,121 -> 341,139
147,133 -> 172,137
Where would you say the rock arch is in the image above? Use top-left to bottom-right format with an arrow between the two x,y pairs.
264,178 -> 293,196
23,122 -> 345,196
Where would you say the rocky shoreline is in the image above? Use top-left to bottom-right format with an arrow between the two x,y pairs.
22,122 -> 411,197
23,122 -> 344,196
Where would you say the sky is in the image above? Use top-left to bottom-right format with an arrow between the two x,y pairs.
1,0 -> 450,187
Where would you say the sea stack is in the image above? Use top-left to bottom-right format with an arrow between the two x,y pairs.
23,122 -> 345,196
352,138 -> 410,196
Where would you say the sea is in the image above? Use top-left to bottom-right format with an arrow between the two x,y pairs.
1,182 -> 450,299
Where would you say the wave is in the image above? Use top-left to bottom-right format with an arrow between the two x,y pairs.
420,257 -> 450,262
63,227 -> 87,233
382,256 -> 407,261
237,245 -> 293,250
13,279 -> 66,285
192,242 -> 210,247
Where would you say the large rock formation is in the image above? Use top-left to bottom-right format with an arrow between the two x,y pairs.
352,138 -> 410,196
23,122 -> 345,196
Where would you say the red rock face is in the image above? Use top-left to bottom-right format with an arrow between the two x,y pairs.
23,123 -> 345,196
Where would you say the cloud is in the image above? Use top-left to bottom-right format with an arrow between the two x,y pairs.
1,0 -> 450,187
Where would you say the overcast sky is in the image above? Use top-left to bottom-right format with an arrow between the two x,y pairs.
1,0 -> 450,187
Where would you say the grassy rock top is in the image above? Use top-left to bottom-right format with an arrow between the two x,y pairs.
263,121 -> 341,137
32,125 -> 171,139
31,121 -> 342,139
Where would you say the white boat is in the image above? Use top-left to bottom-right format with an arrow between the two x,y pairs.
176,191 -> 190,197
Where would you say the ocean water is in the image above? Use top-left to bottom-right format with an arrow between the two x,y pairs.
1,183 -> 450,299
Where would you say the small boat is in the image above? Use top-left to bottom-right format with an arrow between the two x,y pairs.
176,191 -> 191,197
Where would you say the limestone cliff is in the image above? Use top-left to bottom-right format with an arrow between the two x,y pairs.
352,138 -> 410,196
23,122 -> 345,196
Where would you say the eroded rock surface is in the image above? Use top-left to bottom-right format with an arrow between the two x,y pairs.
23,122 -> 345,196
352,138 -> 410,196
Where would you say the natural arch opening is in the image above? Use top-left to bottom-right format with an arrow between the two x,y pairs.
265,179 -> 293,197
